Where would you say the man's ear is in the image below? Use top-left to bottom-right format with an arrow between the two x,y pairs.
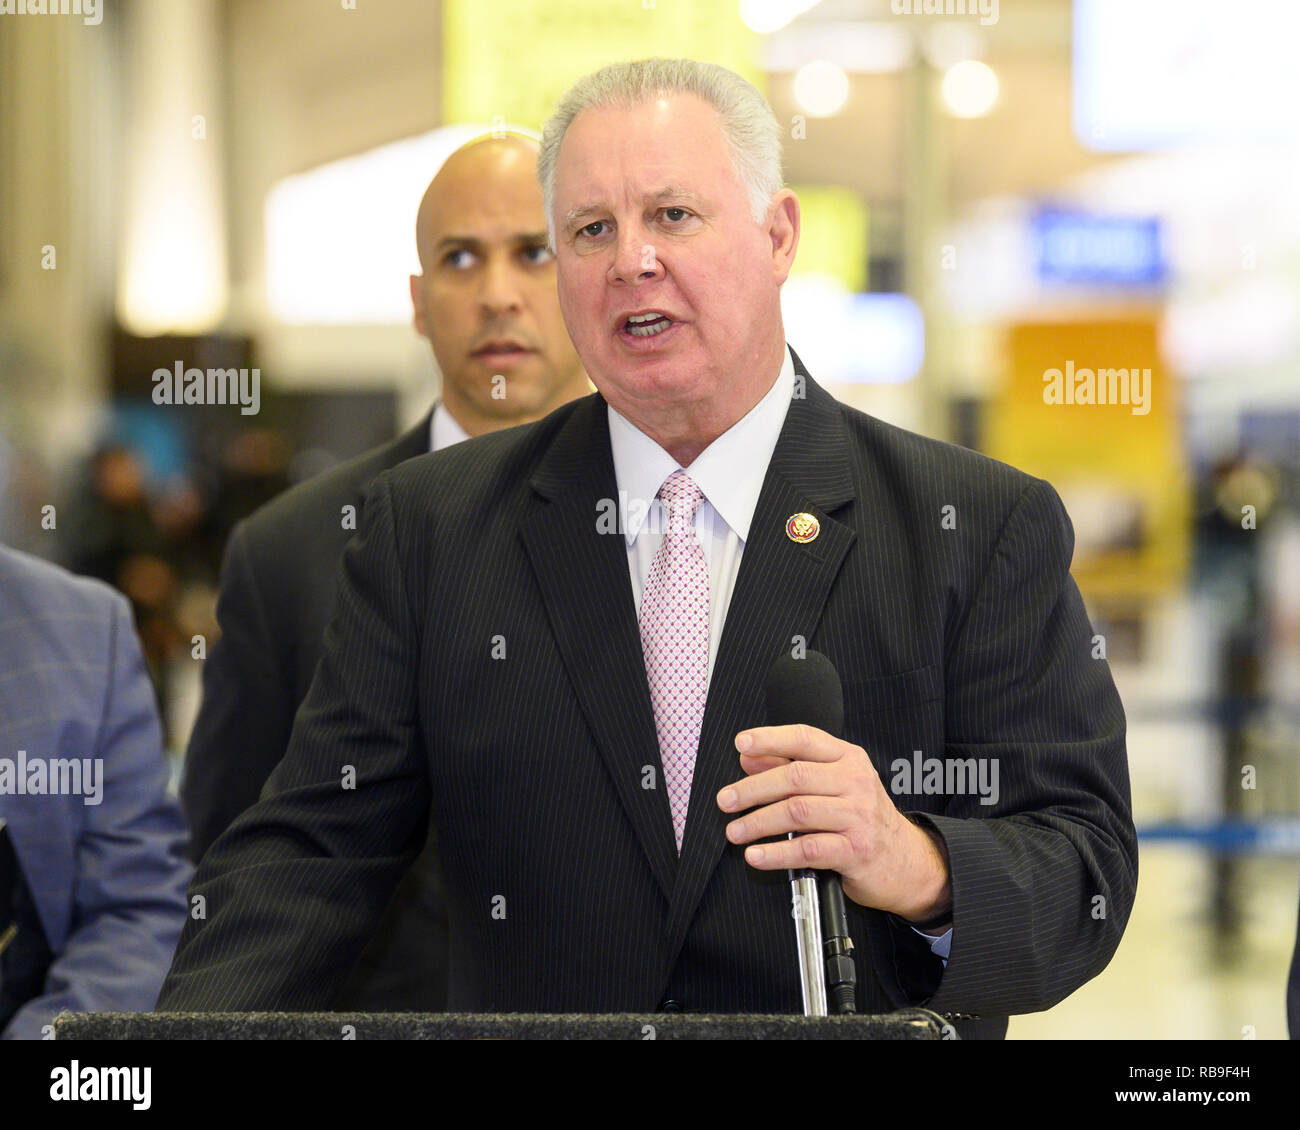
409,274 -> 427,336
767,189 -> 799,285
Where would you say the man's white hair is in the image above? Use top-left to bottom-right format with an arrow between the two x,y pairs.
538,58 -> 784,250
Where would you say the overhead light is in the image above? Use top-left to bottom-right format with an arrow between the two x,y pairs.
793,60 -> 850,118
118,0 -> 226,333
941,59 -> 999,118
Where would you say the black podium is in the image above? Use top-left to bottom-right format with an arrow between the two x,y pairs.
52,1010 -> 949,1040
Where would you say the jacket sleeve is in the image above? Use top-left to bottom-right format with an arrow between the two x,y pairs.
3,596 -> 192,1040
180,520 -> 298,861
155,474 -> 431,1011
864,478 -> 1138,1018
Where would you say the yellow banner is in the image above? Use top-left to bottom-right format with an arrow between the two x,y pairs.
787,185 -> 869,292
988,316 -> 1188,601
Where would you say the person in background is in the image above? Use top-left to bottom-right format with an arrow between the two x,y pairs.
0,545 -> 192,1039
178,131 -> 590,1011
61,446 -> 181,686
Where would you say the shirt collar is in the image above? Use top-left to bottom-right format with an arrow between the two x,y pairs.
430,401 -> 471,452
607,344 -> 795,546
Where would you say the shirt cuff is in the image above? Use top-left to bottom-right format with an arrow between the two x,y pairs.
911,925 -> 952,966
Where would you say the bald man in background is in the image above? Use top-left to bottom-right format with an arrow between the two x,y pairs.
179,134 -> 589,1010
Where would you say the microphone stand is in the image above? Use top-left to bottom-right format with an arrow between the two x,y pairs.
788,833 -> 827,1016
765,649 -> 858,1016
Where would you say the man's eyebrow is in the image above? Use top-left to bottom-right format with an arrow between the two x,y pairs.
562,187 -> 704,233
433,232 -> 551,252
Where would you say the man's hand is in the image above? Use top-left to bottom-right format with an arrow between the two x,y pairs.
716,725 -> 952,931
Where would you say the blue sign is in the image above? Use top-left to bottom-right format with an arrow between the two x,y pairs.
1032,208 -> 1166,287
843,294 -> 924,384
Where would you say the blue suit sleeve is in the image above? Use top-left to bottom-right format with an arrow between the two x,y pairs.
2,596 -> 193,1040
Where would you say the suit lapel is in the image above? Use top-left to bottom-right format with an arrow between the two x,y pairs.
663,351 -> 858,971
395,411 -> 435,460
519,397 -> 679,900
517,353 -> 858,930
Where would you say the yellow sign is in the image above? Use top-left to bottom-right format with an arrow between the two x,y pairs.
988,316 -> 1188,602
441,0 -> 761,132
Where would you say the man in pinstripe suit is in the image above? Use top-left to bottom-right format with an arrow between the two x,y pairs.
158,60 -> 1137,1039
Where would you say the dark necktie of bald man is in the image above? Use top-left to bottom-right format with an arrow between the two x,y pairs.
638,470 -> 710,854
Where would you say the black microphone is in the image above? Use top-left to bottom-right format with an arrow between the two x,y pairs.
764,650 -> 858,1015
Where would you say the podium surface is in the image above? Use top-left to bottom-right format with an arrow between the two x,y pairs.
53,1010 -> 949,1040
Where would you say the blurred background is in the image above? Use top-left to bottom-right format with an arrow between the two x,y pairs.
2,0 -> 1297,1037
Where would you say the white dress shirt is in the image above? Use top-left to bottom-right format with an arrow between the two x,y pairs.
607,343 -> 953,965
430,401 -> 470,452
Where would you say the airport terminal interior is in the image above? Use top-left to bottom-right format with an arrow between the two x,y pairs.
2,0 -> 1298,1038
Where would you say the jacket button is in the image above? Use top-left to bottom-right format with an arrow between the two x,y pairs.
659,998 -> 684,1013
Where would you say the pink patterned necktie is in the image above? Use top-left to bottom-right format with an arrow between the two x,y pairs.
639,470 -> 710,855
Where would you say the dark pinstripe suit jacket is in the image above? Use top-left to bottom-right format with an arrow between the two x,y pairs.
156,349 -> 1137,1039
180,415 -> 448,1011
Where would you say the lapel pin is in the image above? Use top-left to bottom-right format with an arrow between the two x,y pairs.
785,512 -> 820,544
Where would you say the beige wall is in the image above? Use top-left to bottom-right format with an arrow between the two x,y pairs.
0,13 -> 117,464
224,0 -> 442,418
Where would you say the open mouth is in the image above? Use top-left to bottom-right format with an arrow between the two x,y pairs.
622,313 -> 674,338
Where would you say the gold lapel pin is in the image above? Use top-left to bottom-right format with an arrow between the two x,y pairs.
785,512 -> 820,544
